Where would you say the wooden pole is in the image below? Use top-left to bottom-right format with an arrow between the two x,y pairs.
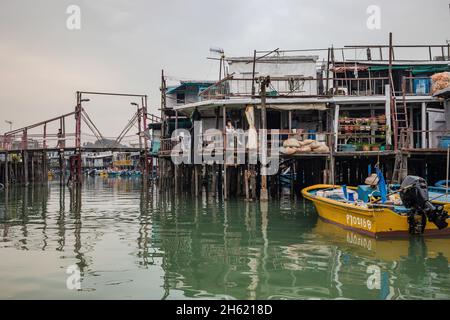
251,50 -> 257,97
4,151 -> 8,187
288,110 -> 292,132
42,151 -> 48,184
143,96 -> 149,183
260,77 -> 269,201
421,102 -> 427,149
388,32 -> 398,151
22,129 -> 29,186
446,146 -> 449,199
194,165 -> 199,197
330,152 -> 336,186
223,105 -> 227,200
75,92 -> 82,185
325,47 -> 331,94
250,167 -> 256,200
174,110 -> 179,194
30,153 -> 35,183
23,150 -> 28,186
244,169 -> 250,201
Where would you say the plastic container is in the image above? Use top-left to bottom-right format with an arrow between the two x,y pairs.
308,130 -> 316,140
339,144 -> 357,152
439,136 -> 450,149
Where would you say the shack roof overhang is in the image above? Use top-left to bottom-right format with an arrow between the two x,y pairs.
173,95 -> 436,115
166,81 -> 216,94
433,87 -> 450,99
173,97 -> 330,114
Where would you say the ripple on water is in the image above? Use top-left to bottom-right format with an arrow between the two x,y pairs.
1,180 -> 450,299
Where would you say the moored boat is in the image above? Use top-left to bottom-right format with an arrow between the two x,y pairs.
435,180 -> 450,189
428,186 -> 450,212
107,170 -> 121,177
302,177 -> 450,238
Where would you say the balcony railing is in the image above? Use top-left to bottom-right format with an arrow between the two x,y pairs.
197,73 -> 450,100
400,129 -> 450,150
198,76 -> 412,99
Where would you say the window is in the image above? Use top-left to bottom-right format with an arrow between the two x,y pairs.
176,93 -> 185,104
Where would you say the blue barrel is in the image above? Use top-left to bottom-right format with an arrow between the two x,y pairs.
439,136 -> 450,149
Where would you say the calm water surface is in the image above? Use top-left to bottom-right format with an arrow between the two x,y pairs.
1,178 -> 450,300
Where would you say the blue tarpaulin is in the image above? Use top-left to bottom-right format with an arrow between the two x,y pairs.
376,168 -> 387,203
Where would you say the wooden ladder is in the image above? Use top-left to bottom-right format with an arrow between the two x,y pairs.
391,77 -> 410,184
393,77 -> 410,150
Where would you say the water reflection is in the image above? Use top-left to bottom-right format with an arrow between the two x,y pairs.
0,179 -> 449,299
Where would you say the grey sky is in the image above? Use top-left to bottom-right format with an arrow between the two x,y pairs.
1,0 -> 449,136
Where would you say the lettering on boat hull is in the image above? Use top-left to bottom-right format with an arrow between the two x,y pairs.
346,214 -> 373,231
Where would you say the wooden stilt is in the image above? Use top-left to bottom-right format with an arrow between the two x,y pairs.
237,165 -> 243,197
250,165 -> 256,200
211,164 -> 217,197
42,151 -> 48,184
222,105 -> 227,200
4,151 -> 8,187
330,153 -> 336,186
245,167 -> 250,201
260,77 -> 269,202
23,150 -> 29,186
194,165 -> 200,196
174,164 -> 179,195
31,153 -> 35,183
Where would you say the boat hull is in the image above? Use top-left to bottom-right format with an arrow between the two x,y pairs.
302,184 -> 450,238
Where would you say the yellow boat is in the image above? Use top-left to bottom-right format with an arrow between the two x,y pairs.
302,184 -> 450,238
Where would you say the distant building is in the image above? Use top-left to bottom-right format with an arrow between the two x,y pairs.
166,80 -> 216,108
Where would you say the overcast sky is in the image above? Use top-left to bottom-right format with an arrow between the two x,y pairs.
1,0 -> 449,136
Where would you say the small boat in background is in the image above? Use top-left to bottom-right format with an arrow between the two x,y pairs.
107,170 -> 121,177
435,180 -> 450,189
98,170 -> 108,177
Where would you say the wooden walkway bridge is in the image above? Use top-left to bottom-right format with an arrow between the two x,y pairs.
1,91 -> 161,187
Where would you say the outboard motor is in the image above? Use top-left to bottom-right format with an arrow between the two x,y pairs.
400,176 -> 448,234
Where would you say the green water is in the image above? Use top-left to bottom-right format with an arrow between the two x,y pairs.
1,178 -> 450,300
